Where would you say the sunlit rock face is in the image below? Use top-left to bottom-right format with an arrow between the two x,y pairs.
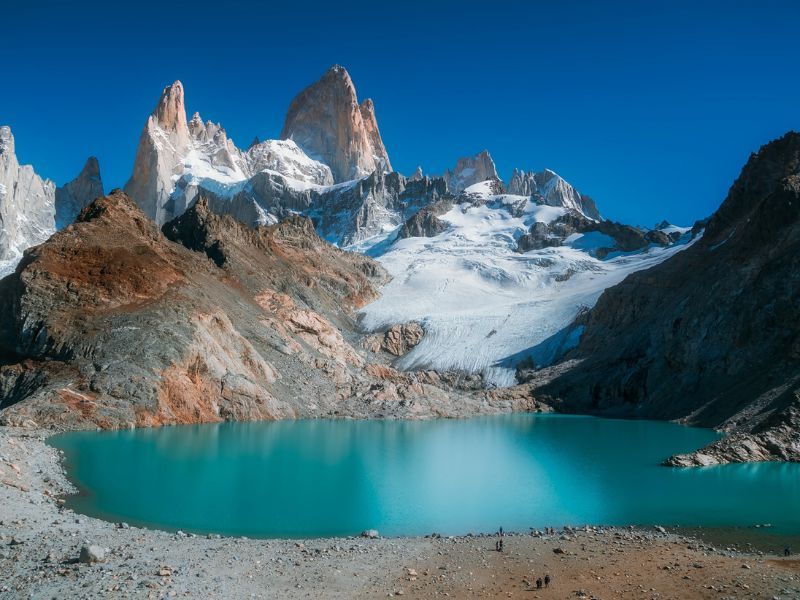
281,65 -> 392,183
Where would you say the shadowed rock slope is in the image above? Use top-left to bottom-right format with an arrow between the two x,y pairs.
0,192 -> 536,430
536,132 -> 800,465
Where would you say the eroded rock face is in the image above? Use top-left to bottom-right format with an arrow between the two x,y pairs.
537,131 -> 800,464
0,126 -> 55,275
364,322 -> 424,357
55,157 -> 104,229
444,150 -> 498,193
281,65 -> 392,182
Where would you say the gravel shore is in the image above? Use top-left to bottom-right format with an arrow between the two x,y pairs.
1,426 -> 798,599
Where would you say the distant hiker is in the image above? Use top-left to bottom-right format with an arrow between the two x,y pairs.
536,577 -> 543,589
544,574 -> 551,588
499,526 -> 504,536
785,546 -> 792,557
495,540 -> 500,551
498,539 -> 503,552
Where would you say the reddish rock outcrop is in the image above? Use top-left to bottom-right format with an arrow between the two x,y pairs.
364,322 -> 424,357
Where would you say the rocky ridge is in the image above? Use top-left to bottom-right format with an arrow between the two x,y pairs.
0,191 -> 540,430
535,131 -> 800,465
516,209 -> 681,257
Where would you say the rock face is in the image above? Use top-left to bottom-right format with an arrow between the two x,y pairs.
55,157 -> 104,229
0,191 -> 526,429
444,150 -> 498,193
315,172 -> 449,246
281,65 -> 392,183
537,131 -> 800,464
508,168 -> 601,220
398,200 -> 452,239
124,81 -> 195,224
364,322 -> 424,357
0,126 -> 55,275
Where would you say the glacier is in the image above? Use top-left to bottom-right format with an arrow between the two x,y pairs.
356,182 -> 696,386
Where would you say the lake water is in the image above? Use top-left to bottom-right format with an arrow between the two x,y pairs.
50,415 -> 800,538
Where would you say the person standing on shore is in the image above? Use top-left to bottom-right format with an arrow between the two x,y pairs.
544,574 -> 551,588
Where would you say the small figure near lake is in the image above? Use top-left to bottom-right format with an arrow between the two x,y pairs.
544,573 -> 551,587
536,577 -> 543,589
785,546 -> 792,557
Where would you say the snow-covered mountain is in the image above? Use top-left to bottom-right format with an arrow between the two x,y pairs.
1,65 -> 693,390
508,168 -> 601,220
0,126 -> 56,277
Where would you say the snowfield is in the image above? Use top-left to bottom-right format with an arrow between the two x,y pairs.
357,190 -> 696,386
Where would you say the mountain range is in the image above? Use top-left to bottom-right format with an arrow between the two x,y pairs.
0,65 -> 796,464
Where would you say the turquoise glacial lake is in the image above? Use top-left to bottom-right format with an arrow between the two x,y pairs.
50,415 -> 800,538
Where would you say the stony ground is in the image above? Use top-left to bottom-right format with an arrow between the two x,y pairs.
1,426 -> 798,599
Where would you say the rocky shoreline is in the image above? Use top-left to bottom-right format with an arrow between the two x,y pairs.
1,425 -> 798,599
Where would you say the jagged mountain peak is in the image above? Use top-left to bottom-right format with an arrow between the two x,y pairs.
80,156 -> 101,178
508,167 -> 601,220
0,125 -> 14,154
55,156 -> 104,229
280,65 -> 391,182
444,150 -> 499,193
153,80 -> 187,133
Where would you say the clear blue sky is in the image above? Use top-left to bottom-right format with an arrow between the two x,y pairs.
3,0 -> 799,226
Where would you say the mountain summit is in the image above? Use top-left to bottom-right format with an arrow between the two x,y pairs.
281,65 -> 392,182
